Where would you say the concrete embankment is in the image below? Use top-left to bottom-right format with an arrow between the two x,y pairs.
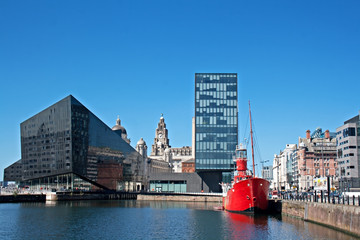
282,200 -> 360,237
0,192 -> 137,203
50,192 -> 137,201
0,194 -> 45,203
137,193 -> 222,202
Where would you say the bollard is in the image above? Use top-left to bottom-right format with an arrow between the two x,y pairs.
347,196 -> 350,205
321,191 -> 323,203
338,196 -> 340,204
353,195 -> 355,206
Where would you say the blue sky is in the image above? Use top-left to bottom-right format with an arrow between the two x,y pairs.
1,1 -> 360,179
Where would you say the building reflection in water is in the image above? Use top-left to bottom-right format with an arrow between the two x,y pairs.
14,201 -> 358,240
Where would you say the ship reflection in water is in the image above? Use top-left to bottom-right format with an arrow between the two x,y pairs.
0,200 -> 357,240
226,212 -> 269,240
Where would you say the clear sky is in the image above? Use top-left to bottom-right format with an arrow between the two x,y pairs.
1,0 -> 360,179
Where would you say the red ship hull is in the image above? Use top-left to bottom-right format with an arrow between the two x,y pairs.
223,178 -> 269,213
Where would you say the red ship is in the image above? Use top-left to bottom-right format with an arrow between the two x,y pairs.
222,102 -> 270,213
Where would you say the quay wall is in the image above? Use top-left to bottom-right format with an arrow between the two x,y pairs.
282,200 -> 360,237
137,194 -> 222,202
0,194 -> 45,203
54,192 -> 137,201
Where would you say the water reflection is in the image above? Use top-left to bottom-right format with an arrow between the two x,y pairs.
0,200 -> 357,240
40,200 -> 220,210
224,212 -> 268,240
282,215 -> 357,240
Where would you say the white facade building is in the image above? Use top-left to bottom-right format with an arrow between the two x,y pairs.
272,144 -> 297,191
336,112 -> 360,191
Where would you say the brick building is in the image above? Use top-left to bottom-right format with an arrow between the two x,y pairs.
298,128 -> 337,191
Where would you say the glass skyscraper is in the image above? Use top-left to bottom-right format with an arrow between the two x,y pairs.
195,73 -> 238,183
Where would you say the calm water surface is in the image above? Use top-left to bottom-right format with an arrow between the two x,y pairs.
0,200 -> 357,240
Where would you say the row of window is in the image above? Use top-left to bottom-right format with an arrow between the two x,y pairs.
196,159 -> 233,165
338,140 -> 349,146
197,99 -> 237,108
314,163 -> 332,167
196,142 -> 237,151
344,146 -> 357,150
196,163 -> 232,169
195,75 -> 237,84
197,90 -> 237,99
196,74 -> 236,79
196,133 -> 237,141
196,106 -> 237,115
342,127 -> 356,138
313,158 -> 332,161
196,116 -> 237,125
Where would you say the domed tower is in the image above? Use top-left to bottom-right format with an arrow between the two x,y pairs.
112,116 -> 131,144
136,138 -> 148,157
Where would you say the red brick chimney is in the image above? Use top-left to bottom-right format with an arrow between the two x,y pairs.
306,130 -> 311,139
325,130 -> 330,139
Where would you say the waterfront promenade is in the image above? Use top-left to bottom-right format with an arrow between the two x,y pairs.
281,196 -> 360,237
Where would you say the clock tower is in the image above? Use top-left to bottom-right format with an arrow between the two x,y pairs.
150,114 -> 170,156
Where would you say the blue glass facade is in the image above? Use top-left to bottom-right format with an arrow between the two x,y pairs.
195,73 -> 238,172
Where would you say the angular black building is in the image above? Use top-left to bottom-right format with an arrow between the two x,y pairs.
4,95 -> 145,191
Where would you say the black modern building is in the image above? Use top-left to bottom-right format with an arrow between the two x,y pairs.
195,73 -> 238,192
4,95 -> 145,191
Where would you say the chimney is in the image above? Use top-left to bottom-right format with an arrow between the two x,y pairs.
325,130 -> 330,139
306,130 -> 311,139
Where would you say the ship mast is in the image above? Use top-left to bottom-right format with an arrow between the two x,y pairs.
249,100 -> 256,177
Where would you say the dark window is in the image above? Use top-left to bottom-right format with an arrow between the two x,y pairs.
343,127 -> 356,138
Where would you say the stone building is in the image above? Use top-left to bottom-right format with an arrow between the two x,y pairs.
272,144 -> 297,191
171,147 -> 193,173
133,114 -> 198,192
150,114 -> 170,157
145,114 -> 193,173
